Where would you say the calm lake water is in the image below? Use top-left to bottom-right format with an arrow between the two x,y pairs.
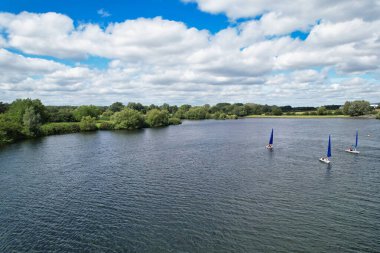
1,119 -> 379,252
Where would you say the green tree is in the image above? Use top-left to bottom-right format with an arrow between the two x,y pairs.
99,110 -> 114,121
79,116 -> 97,131
160,103 -> 170,112
72,105 -> 100,121
148,104 -> 159,111
0,114 -> 24,145
111,108 -> 145,130
174,104 -> 191,119
246,104 -> 263,115
22,106 -> 41,136
145,109 -> 169,127
342,101 -> 351,115
109,102 -> 124,112
231,105 -> 247,116
0,102 -> 9,114
127,102 -> 145,112
7,98 -> 47,124
47,107 -> 76,122
185,106 -> 208,120
346,100 -> 372,116
271,106 -> 283,116
317,106 -> 327,115
210,103 -> 230,114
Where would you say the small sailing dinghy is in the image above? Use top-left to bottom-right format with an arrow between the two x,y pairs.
319,135 -> 331,164
345,130 -> 360,154
266,128 -> 274,150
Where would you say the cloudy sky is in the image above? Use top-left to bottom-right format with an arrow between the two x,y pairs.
0,0 -> 379,106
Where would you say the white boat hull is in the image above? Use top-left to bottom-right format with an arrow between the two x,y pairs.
345,149 -> 360,154
266,145 -> 273,150
319,158 -> 330,164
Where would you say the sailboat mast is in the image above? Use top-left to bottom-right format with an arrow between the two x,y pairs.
327,135 -> 332,158
269,129 -> 274,145
355,130 -> 358,148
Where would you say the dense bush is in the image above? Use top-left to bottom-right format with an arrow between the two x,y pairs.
185,107 -> 208,120
168,117 -> 182,125
210,112 -> 238,120
317,106 -> 327,115
47,108 -> 76,122
271,106 -> 283,116
226,114 -> 238,119
0,115 -> 24,145
79,116 -> 97,131
145,109 -> 169,127
40,122 -> 80,136
111,108 -> 145,130
376,112 -> 380,120
342,100 -> 373,116
99,110 -> 114,121
73,105 -> 101,121
217,112 -> 227,119
97,121 -> 115,130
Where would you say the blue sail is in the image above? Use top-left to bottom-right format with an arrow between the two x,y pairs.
269,129 -> 274,145
327,135 -> 331,158
355,130 -> 358,148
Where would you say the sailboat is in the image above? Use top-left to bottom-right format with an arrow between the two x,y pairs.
266,128 -> 274,150
345,130 -> 360,154
319,135 -> 331,164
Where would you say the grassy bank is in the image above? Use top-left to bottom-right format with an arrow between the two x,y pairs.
246,115 -> 350,119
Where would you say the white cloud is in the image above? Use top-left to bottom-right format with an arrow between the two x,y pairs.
259,12 -> 308,36
97,9 -> 111,18
0,13 -> 210,61
0,7 -> 379,106
0,48 -> 65,73
183,0 -> 380,22
307,19 -> 380,47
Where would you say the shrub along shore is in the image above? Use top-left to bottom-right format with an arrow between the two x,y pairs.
0,99 -> 378,146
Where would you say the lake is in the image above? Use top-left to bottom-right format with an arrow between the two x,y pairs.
1,118 -> 379,252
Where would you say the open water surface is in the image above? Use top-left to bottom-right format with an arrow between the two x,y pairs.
0,118 -> 379,252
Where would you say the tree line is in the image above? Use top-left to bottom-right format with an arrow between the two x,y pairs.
0,99 -> 377,145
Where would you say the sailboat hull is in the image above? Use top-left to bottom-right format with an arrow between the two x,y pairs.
345,149 -> 360,154
266,145 -> 273,150
319,158 -> 330,164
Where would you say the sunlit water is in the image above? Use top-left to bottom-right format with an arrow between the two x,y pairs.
1,119 -> 379,252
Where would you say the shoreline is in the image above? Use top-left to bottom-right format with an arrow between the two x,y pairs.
1,115 -> 378,147
245,115 -> 370,119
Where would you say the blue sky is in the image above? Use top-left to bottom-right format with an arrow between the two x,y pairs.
0,0 -> 379,105
0,0 -> 229,33
0,0 -> 231,71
